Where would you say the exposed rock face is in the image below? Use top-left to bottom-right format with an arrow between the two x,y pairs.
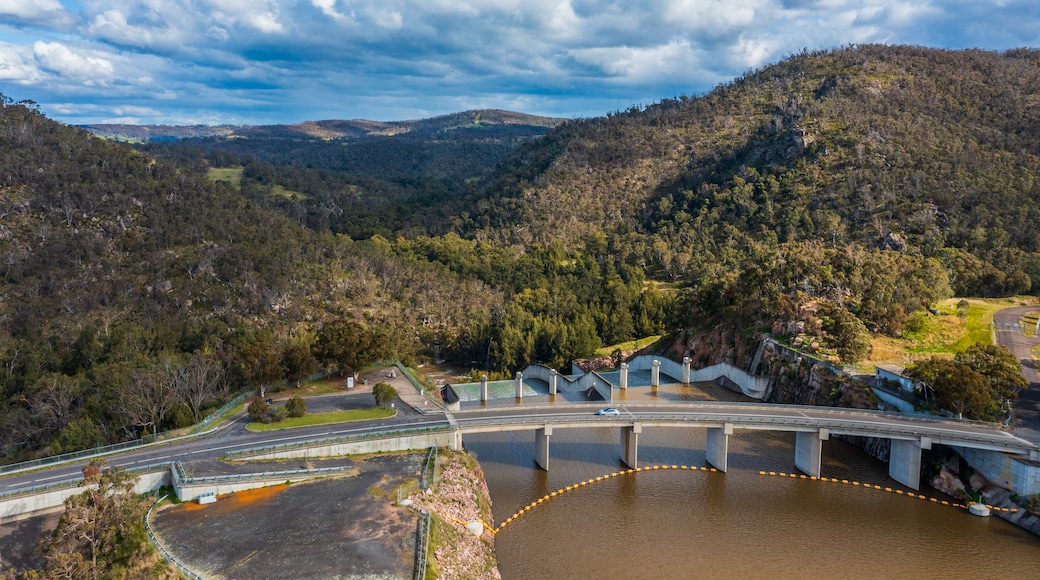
408,452 -> 501,580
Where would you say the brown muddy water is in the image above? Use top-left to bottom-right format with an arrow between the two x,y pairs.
463,382 -> 1040,579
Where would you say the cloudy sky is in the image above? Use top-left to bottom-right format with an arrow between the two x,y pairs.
1,1 -> 1038,125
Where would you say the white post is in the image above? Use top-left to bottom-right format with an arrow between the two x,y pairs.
651,359 -> 660,387
620,363 -> 629,389
515,371 -> 524,400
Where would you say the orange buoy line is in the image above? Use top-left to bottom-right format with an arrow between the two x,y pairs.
756,470 -> 1019,514
495,465 -> 717,532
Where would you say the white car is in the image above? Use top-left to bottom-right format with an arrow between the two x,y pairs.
596,407 -> 620,416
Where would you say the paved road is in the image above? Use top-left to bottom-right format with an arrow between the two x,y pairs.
993,305 -> 1040,443
449,402 -> 1038,454
0,392 -> 448,494
5,362 -> 1040,497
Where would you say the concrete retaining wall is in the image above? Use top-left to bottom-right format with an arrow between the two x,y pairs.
628,356 -> 771,400
238,431 -> 459,461
954,446 -> 1040,495
0,467 -> 171,519
872,388 -> 917,413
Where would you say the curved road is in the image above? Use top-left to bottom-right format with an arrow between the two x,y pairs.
993,305 -> 1040,443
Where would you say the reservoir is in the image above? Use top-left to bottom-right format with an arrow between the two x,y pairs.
462,382 -> 1040,578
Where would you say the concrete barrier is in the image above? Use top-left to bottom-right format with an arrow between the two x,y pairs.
0,465 -> 171,520
231,430 -> 460,462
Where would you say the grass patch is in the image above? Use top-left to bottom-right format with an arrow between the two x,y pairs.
207,166 -> 243,187
864,296 -> 1037,368
206,166 -> 307,200
596,335 -> 662,357
245,407 -> 395,431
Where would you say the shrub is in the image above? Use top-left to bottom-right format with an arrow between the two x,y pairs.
247,397 -> 268,421
267,406 -> 288,423
286,395 -> 306,418
373,382 -> 397,408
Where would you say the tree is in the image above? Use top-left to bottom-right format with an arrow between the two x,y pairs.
229,330 -> 285,393
955,343 -> 1027,404
286,395 -> 306,418
282,341 -> 317,388
820,305 -> 871,364
312,318 -> 393,378
118,363 -> 177,437
31,460 -> 167,580
175,352 -> 228,423
906,359 -> 993,420
373,382 -> 397,408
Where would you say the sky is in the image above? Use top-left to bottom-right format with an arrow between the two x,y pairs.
1,1 -> 1039,126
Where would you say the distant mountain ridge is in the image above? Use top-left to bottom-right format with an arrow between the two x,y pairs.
83,109 -> 565,142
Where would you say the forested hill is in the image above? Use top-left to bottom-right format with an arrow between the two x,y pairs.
85,109 -> 562,142
476,45 -> 1040,298
6,45 -> 1040,462
0,98 -> 503,459
117,109 -> 564,239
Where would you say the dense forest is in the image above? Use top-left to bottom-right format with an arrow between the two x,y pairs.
4,45 -> 1040,462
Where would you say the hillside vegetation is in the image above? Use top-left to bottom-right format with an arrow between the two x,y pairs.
5,45 -> 1040,460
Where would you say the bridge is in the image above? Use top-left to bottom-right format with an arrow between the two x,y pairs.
232,402 -> 1040,491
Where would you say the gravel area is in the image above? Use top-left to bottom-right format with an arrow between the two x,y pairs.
151,454 -> 425,579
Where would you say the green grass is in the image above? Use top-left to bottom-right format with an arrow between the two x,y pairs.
596,335 -> 661,357
245,407 -> 395,431
207,166 -> 243,187
206,167 -> 307,201
864,297 -> 1037,369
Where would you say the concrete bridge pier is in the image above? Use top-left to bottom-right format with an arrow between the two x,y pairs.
549,369 -> 558,396
620,363 -> 629,389
889,437 -> 930,490
651,360 -> 661,388
480,375 -> 488,403
536,427 -> 552,470
794,429 -> 828,477
682,357 -> 691,384
621,423 -> 642,468
515,371 -> 524,400
706,424 -> 732,472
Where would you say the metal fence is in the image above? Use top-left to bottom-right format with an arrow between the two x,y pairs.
145,494 -> 202,580
414,509 -> 431,580
178,465 -> 354,485
420,446 -> 437,490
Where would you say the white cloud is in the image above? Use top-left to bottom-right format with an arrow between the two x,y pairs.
0,0 -> 74,28
0,42 -> 43,84
312,0 -> 346,20
33,41 -> 115,85
2,0 -> 1038,124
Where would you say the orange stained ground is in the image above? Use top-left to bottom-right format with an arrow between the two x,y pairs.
174,484 -> 289,514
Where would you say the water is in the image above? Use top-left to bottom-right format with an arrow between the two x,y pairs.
463,383 -> 1040,579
